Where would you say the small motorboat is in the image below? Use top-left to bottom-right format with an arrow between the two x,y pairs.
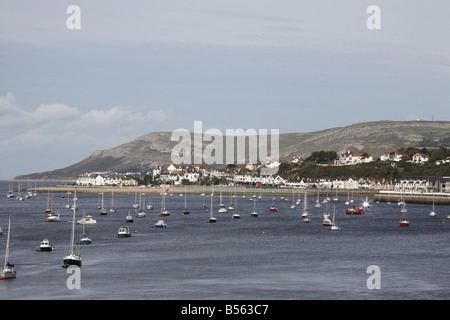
269,205 -> 277,212
154,219 -> 167,228
77,215 -> 97,225
38,238 -> 55,252
160,209 -> 170,216
399,218 -> 409,227
118,226 -> 131,238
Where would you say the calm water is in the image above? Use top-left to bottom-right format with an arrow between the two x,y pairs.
0,181 -> 449,300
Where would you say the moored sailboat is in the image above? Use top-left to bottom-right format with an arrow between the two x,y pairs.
209,194 -> 217,223
182,187 -> 190,215
218,187 -> 227,213
429,193 -> 437,217
251,195 -> 258,217
330,206 -> 340,230
160,192 -> 170,216
301,191 -> 309,218
62,191 -> 82,268
0,216 -> 16,279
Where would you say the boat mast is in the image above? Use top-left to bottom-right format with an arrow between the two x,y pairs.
69,190 -> 77,256
3,216 -> 11,270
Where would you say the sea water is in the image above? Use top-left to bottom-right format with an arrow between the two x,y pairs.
0,181 -> 448,300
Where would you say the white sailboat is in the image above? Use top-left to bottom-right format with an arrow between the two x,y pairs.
315,190 -> 321,208
209,194 -> 217,223
132,188 -> 139,209
6,184 -> 14,198
330,206 -> 340,230
302,191 -> 309,218
100,191 -> 107,215
429,193 -> 436,217
46,192 -> 61,222
109,191 -> 116,213
228,187 -> 235,210
333,188 -> 339,201
218,187 -> 227,213
251,195 -> 258,217
182,187 -> 190,215
160,191 -> 169,216
232,196 -> 240,219
16,183 -> 23,201
63,191 -> 82,268
146,196 -> 154,210
322,202 -> 331,226
126,211 -> 134,222
290,189 -> 296,210
0,216 -> 16,279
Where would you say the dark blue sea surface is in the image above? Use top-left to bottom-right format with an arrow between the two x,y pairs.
0,181 -> 448,300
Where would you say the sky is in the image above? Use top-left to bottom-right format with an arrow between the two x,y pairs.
0,0 -> 449,179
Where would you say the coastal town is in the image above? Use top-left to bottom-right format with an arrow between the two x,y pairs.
74,148 -> 450,196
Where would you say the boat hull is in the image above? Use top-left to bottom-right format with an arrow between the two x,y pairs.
0,269 -> 16,279
39,246 -> 54,252
399,220 -> 409,227
63,257 -> 82,267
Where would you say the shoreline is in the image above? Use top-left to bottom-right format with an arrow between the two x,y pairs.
25,184 -> 450,205
30,184 -> 376,197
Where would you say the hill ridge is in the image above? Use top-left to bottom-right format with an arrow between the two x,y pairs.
14,120 -> 450,180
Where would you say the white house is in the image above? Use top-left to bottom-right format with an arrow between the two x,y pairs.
410,153 -> 429,164
436,157 -> 450,165
336,150 -> 373,164
380,151 -> 403,162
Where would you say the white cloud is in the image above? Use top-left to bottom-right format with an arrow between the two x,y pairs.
0,92 -> 169,178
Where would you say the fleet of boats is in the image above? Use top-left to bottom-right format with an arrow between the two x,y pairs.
2,184 -> 450,280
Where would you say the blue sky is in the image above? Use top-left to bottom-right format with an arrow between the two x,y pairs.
1,1 -> 449,179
